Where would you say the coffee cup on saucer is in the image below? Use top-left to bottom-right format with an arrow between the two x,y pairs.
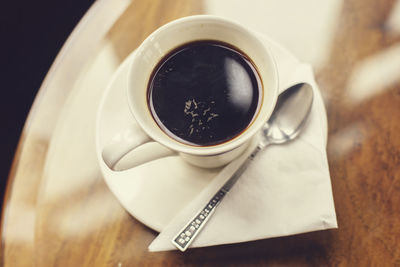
102,15 -> 278,169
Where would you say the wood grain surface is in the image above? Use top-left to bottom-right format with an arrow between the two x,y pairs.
2,0 -> 400,266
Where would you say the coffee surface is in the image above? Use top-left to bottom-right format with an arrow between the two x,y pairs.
148,40 -> 261,146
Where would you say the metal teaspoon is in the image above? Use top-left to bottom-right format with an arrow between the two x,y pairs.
172,83 -> 314,251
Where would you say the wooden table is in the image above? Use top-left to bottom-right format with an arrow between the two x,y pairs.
2,0 -> 400,265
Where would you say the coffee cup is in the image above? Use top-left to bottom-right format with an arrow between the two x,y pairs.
102,15 -> 278,170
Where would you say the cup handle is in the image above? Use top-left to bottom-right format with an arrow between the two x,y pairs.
101,123 -> 176,171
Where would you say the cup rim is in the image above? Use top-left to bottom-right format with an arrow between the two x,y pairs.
127,15 -> 278,156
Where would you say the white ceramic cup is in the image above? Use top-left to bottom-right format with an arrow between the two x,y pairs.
102,15 -> 278,170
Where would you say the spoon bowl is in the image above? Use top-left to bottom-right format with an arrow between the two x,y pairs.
261,83 -> 313,146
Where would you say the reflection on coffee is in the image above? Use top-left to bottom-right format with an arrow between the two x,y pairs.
147,40 -> 262,146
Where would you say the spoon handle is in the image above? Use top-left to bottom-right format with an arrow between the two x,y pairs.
172,145 -> 263,252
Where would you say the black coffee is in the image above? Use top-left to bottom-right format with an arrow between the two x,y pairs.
147,40 -> 262,146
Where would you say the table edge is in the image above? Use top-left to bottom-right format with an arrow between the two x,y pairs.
0,0 -> 130,260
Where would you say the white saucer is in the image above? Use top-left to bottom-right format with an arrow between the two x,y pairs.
96,34 -> 328,232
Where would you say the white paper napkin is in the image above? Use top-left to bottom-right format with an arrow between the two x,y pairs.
148,37 -> 337,252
